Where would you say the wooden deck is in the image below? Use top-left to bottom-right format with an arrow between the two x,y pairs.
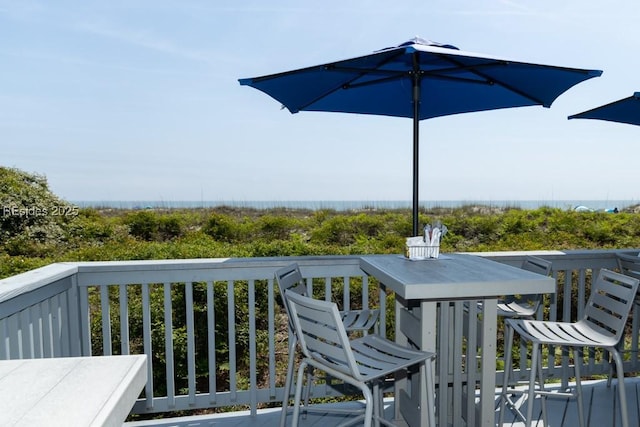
125,377 -> 640,427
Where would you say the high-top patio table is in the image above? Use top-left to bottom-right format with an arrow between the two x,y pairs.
0,355 -> 147,426
360,254 -> 555,427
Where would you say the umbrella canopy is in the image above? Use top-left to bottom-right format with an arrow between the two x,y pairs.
239,37 -> 602,235
569,92 -> 640,126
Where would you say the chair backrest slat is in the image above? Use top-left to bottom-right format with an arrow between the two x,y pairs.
589,305 -> 621,335
521,255 -> 553,276
583,269 -> 639,340
275,264 -> 309,329
275,264 -> 308,298
285,290 -> 361,379
616,253 -> 640,305
292,303 -> 339,344
616,253 -> 640,280
296,319 -> 348,364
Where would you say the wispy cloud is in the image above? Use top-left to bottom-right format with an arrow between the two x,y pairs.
449,0 -> 541,17
76,21 -> 216,66
499,0 -> 535,14
0,0 -> 46,20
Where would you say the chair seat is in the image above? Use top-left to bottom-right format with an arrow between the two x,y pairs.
478,255 -> 552,319
497,301 -> 538,318
341,308 -> 380,331
508,318 -> 619,348
346,334 -> 435,381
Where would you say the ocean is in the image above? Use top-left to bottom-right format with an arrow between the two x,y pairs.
72,200 -> 639,212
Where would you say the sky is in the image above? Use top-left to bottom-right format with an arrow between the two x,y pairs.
3,0 -> 640,204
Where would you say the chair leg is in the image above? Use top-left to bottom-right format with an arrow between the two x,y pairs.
573,348 -> 585,427
526,342 -> 540,427
609,301 -> 640,388
303,365 -> 313,419
372,381 -> 381,427
537,352 -> 548,426
612,349 -> 631,427
607,343 -> 620,388
358,381 -> 374,427
291,360 -> 308,427
280,338 -> 298,427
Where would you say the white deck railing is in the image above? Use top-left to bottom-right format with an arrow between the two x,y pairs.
1,250 -> 639,419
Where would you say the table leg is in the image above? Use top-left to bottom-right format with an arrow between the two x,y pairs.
394,298 -> 436,427
394,297 -> 407,423
420,301 -> 437,427
479,298 -> 498,426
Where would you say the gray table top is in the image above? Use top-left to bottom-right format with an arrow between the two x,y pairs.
360,253 -> 556,300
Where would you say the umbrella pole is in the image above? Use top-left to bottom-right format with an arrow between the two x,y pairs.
412,54 -> 420,236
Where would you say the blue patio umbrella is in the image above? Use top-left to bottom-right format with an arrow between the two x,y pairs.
569,92 -> 640,126
239,37 -> 602,235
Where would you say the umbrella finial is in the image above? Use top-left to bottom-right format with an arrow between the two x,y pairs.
401,37 -> 459,50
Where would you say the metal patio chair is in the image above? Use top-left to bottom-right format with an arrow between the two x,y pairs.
495,256 -> 553,410
605,252 -> 640,386
275,263 -> 380,427
284,290 -> 436,427
615,252 -> 640,305
472,255 -> 553,320
497,255 -> 553,319
498,269 -> 640,427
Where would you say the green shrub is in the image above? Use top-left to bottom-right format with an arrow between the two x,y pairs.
68,208 -> 114,241
158,214 -> 185,240
0,253 -> 53,276
255,214 -> 297,241
203,213 -> 243,242
123,211 -> 160,241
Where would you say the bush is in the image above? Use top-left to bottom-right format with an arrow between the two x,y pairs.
121,211 -> 184,241
123,211 -> 159,241
255,215 -> 297,241
203,213 -> 244,242
158,215 -> 185,240
0,167 -> 78,253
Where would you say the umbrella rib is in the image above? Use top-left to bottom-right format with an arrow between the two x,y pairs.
426,61 -> 506,73
419,71 -> 494,85
428,53 -> 600,107
470,70 -> 546,106
324,56 -> 546,102
338,59 -> 551,93
295,50 -> 407,111
431,53 -> 547,105
334,60 -> 510,88
335,62 -> 505,90
339,71 -> 410,89
339,69 -> 495,90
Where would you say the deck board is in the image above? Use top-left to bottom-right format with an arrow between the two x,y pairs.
125,377 -> 640,427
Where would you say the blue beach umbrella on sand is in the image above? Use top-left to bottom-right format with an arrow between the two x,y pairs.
569,92 -> 640,126
239,37 -> 602,235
